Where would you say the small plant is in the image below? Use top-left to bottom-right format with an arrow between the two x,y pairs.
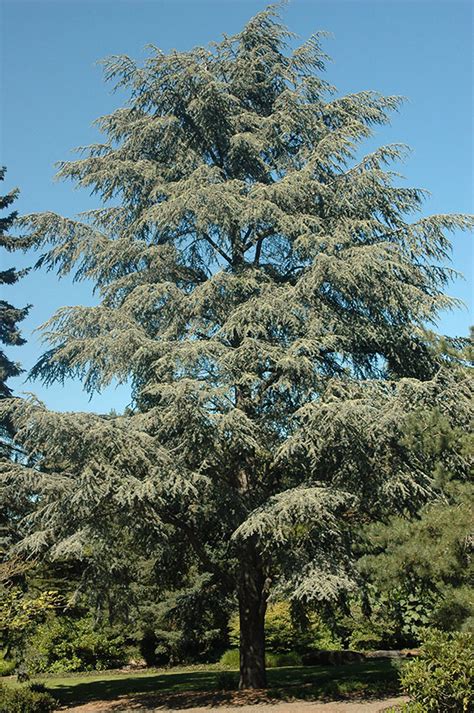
219,648 -> 302,669
0,682 -> 56,713
0,655 -> 15,677
219,648 -> 240,667
398,629 -> 473,712
265,651 -> 302,667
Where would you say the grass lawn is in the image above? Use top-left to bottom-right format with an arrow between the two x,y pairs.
23,659 -> 401,707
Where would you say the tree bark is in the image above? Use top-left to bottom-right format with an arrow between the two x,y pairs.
238,551 -> 268,689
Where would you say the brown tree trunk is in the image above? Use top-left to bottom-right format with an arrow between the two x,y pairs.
238,551 -> 268,689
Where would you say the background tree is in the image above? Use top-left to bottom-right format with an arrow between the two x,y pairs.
0,167 -> 31,555
352,340 -> 473,647
2,6 -> 472,688
0,169 -> 53,673
0,167 -> 29,402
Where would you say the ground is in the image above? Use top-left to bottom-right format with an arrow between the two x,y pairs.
64,694 -> 408,712
5,660 -> 408,711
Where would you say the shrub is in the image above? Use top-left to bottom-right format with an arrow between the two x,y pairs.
399,629 -> 473,712
0,655 -> 15,677
344,588 -> 434,651
0,583 -> 62,660
266,651 -> 302,667
25,615 -> 128,674
0,682 -> 56,713
347,609 -> 399,651
135,584 -> 231,665
264,601 -> 301,652
219,648 -> 301,668
228,600 -> 340,655
219,648 -> 240,667
301,649 -> 364,665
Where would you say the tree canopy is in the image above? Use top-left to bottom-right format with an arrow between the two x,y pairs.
1,5 -> 472,688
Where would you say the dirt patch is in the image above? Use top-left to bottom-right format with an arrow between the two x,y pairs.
63,692 -> 408,713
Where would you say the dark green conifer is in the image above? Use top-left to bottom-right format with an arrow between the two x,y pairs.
0,168 -> 30,556
0,168 -> 29,400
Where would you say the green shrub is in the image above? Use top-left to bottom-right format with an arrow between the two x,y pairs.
25,615 -> 128,674
347,610 -> 398,651
219,648 -> 240,667
265,650 -> 302,667
0,683 -> 56,713
344,588 -> 434,651
228,600 -> 340,655
0,655 -> 15,677
399,629 -> 473,712
135,585 -> 231,665
264,601 -> 301,653
219,648 -> 301,669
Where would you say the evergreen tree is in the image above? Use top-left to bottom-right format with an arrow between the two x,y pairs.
0,168 -> 31,555
2,7 -> 472,687
0,167 -> 29,400
355,340 -> 473,642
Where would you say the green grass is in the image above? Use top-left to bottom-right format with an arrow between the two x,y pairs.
21,659 -> 400,707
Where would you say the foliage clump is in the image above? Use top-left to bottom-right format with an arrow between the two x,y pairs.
220,647 -> 302,668
0,656 -> 15,677
0,559 -> 62,675
0,682 -> 56,713
228,600 -> 340,653
24,615 -> 128,674
134,576 -> 231,666
397,630 -> 473,712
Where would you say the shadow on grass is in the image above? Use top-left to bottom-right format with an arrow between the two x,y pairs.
46,659 -> 400,709
50,669 -> 219,706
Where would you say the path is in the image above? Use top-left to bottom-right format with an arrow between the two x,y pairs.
65,695 -> 408,712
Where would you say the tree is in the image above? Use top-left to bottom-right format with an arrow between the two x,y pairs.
0,167 -> 31,556
356,349 -> 473,642
1,6 -> 472,688
0,167 -> 29,401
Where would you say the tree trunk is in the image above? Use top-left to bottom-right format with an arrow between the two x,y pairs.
238,552 -> 268,689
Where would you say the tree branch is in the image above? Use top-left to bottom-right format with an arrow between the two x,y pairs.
253,236 -> 263,266
202,232 -> 232,265
243,227 -> 274,254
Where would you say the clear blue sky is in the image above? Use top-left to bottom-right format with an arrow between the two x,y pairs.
1,0 -> 472,413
